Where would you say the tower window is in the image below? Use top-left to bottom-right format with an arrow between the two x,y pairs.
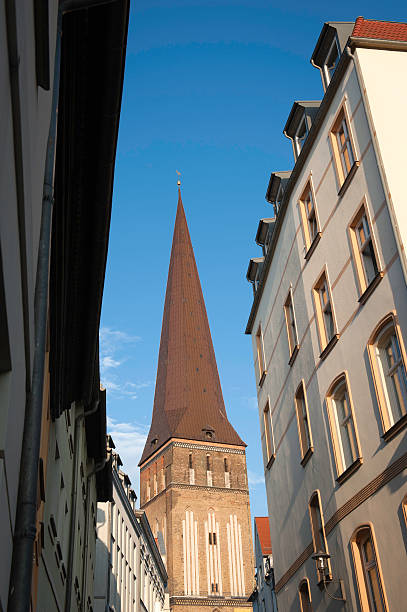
189,453 -> 195,485
224,457 -> 230,488
206,454 -> 213,487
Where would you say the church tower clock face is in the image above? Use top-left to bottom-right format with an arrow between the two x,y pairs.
139,190 -> 254,611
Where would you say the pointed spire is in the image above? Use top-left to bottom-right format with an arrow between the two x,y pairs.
139,190 -> 244,465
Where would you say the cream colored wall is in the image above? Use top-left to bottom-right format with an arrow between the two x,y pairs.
0,2 -> 58,608
36,402 -> 98,612
250,55 -> 407,611
355,47 -> 407,282
94,473 -> 166,612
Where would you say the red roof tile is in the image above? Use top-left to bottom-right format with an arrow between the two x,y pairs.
352,17 -> 407,42
139,191 -> 245,465
255,517 -> 272,555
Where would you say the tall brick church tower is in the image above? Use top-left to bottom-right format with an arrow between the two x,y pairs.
139,189 -> 253,611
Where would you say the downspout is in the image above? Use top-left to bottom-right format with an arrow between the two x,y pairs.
7,8 -> 63,611
65,400 -> 100,612
7,2 -> 117,611
80,454 -> 109,611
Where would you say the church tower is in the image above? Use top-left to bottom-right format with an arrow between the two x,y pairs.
139,190 -> 254,611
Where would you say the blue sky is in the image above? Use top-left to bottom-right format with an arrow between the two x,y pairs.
100,0 -> 406,520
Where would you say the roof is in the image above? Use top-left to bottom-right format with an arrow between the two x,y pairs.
352,17 -> 407,41
139,191 -> 245,465
255,517 -> 272,556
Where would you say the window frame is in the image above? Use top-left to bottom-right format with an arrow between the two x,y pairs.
348,201 -> 382,302
284,287 -> 300,364
298,176 -> 321,259
330,101 -> 359,193
312,268 -> 339,358
326,372 -> 362,483
255,325 -> 267,386
323,35 -> 340,89
298,578 -> 313,612
294,114 -> 309,158
367,313 -> 407,440
350,524 -> 388,612
308,491 -> 331,582
295,381 -> 313,466
263,399 -> 275,468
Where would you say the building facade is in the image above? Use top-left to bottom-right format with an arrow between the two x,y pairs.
246,18 -> 407,612
139,191 -> 254,611
0,2 -> 129,610
249,518 -> 277,612
94,442 -> 168,612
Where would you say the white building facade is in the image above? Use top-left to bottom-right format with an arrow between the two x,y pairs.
94,448 -> 168,612
246,18 -> 407,612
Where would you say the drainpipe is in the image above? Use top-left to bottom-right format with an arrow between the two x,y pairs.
7,2 -> 116,611
65,400 -> 100,612
80,454 -> 109,611
7,7 -> 63,610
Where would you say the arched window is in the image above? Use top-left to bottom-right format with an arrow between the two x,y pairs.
368,314 -> 407,439
308,491 -> 330,581
298,578 -> 313,612
326,373 -> 361,482
295,381 -> 313,465
350,525 -> 387,612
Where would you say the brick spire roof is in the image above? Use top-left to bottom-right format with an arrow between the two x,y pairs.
139,190 -> 244,465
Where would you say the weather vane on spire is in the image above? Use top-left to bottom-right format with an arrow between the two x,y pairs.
176,170 -> 181,187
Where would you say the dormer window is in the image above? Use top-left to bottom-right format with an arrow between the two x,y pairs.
323,36 -> 340,86
266,171 -> 291,217
294,115 -> 308,157
284,102 -> 320,163
247,257 -> 264,297
311,22 -> 354,91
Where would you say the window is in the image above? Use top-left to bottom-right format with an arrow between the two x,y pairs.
256,326 -> 267,385
295,382 -> 313,465
326,374 -> 361,481
188,453 -> 195,485
331,107 -> 357,187
284,289 -> 299,361
349,205 -> 381,299
309,492 -> 330,581
263,401 -> 275,466
224,457 -> 230,488
313,270 -> 337,355
323,37 -> 340,87
351,526 -> 387,612
206,454 -> 213,487
153,471 -> 158,496
295,115 -> 308,157
298,579 -> 313,612
368,315 -> 407,438
299,180 -> 320,256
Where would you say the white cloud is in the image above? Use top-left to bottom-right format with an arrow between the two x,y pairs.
107,417 -> 148,495
247,469 -> 265,487
99,326 -> 150,400
99,327 -> 141,357
101,356 -> 121,370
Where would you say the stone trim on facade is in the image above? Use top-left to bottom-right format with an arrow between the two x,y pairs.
170,596 -> 252,607
275,451 -> 407,592
140,439 -> 245,471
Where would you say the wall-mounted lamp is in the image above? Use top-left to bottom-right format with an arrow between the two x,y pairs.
311,550 -> 346,603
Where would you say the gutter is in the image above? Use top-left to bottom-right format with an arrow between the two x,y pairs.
245,46 -> 352,335
8,3 -> 119,611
